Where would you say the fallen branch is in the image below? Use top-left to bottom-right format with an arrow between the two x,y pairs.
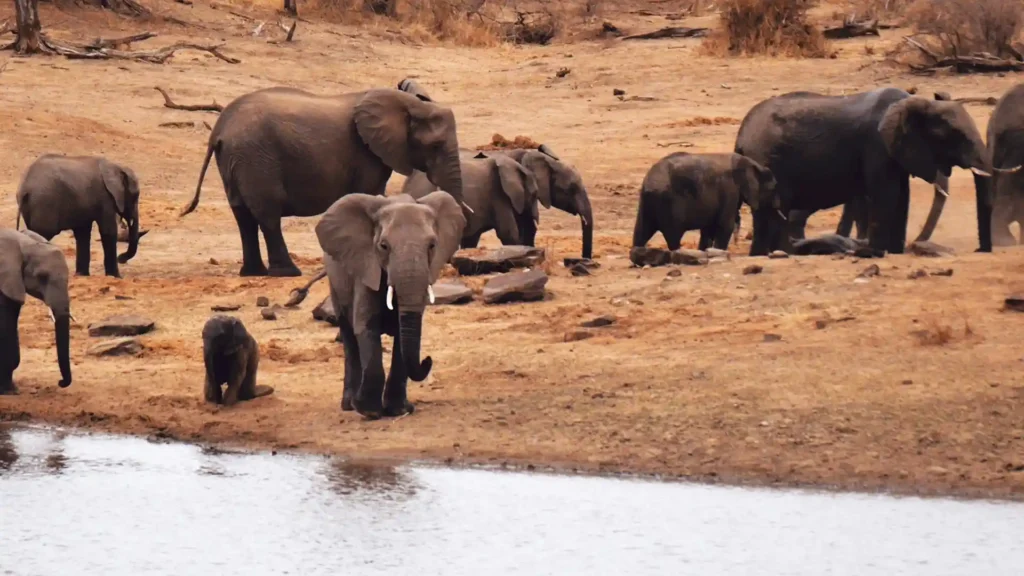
823,20 -> 880,40
84,32 -> 156,50
622,26 -> 708,41
46,38 -> 241,64
154,87 -> 223,112
282,20 -> 297,42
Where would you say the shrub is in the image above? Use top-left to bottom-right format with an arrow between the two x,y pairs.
842,0 -> 911,20
702,0 -> 829,58
905,0 -> 1024,58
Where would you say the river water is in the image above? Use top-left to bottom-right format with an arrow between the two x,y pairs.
1,424 -> 1022,575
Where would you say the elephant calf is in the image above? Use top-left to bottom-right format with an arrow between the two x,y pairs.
633,152 -> 778,251
201,315 -> 273,406
16,154 -> 143,278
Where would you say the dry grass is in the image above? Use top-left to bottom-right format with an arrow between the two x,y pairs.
701,0 -> 829,58
842,0 -> 911,19
476,133 -> 543,150
905,0 -> 1024,58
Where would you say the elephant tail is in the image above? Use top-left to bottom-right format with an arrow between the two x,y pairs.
180,139 -> 220,217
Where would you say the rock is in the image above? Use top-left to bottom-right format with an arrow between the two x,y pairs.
857,264 -> 881,279
430,281 -> 474,305
933,90 -> 952,101
743,264 -> 763,275
563,257 -> 600,270
87,337 -> 143,357
114,295 -> 133,301
763,333 -> 782,342
665,268 -> 682,278
482,269 -> 548,304
313,296 -> 339,325
671,248 -> 709,266
564,330 -> 593,342
88,315 -> 155,337
613,88 -> 626,96
768,250 -> 789,259
256,296 -> 270,307
261,307 -> 277,321
451,246 -> 545,275
930,268 -> 954,277
209,258 -> 219,265
570,263 -> 591,276
907,268 -> 928,279
580,315 -> 616,328
907,240 -> 954,257
1004,295 -> 1024,313
211,304 -> 241,312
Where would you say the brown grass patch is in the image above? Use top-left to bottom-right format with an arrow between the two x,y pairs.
841,0 -> 912,19
911,315 -> 975,346
701,0 -> 829,58
904,0 -> 1024,59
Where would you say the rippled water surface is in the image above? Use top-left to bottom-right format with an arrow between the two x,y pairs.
2,424 -> 1023,575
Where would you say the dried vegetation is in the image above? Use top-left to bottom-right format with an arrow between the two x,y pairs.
893,0 -> 1024,72
702,0 -> 830,58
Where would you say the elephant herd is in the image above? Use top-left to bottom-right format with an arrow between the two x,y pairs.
4,77 -> 1024,420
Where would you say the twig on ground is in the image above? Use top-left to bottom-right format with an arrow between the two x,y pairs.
154,87 -> 224,112
84,32 -> 156,50
32,34 -> 240,64
622,26 -> 708,41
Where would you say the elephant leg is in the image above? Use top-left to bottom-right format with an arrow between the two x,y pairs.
99,232 -> 121,278
866,176 -> 902,254
788,210 -> 811,241
663,229 -> 684,251
992,202 -> 1017,247
229,203 -> 269,276
698,230 -> 713,251
712,222 -> 734,250
382,334 -> 413,417
460,233 -> 482,250
888,178 -> 911,254
72,225 -> 92,277
0,297 -> 22,395
519,219 -> 538,247
836,203 -> 855,237
337,317 -> 361,412
354,329 -> 386,419
259,218 -> 302,277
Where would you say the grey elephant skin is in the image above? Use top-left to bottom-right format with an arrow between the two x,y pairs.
316,191 -> 465,420
202,315 -> 273,406
180,86 -> 467,278
16,154 -> 142,278
633,152 -> 778,251
0,229 -> 73,394
985,83 -> 1024,246
735,87 -> 995,256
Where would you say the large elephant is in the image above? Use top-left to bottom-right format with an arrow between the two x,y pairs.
735,87 -> 1004,255
633,152 -> 778,250
401,151 -> 540,250
985,83 -> 1024,246
180,87 -> 467,277
0,229 -> 73,395
314,191 -> 466,419
15,154 -> 142,278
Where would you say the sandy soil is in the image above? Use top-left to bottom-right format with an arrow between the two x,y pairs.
1,1 -> 1023,500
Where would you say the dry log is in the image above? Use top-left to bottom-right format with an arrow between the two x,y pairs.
823,20 -> 880,39
84,32 -> 156,50
621,26 -> 707,41
154,87 -> 223,113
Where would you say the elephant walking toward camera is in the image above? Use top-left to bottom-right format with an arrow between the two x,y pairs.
16,154 -> 142,278
633,152 -> 779,251
0,229 -> 73,395
985,83 -> 1024,246
735,87 -> 1010,255
315,191 -> 466,419
180,86 -> 467,277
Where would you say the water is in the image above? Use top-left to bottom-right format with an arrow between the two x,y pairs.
2,424 -> 1023,576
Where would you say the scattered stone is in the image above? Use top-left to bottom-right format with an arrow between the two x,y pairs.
814,316 -> 855,329
88,315 -> 155,337
666,268 -> 682,277
452,246 -> 545,275
768,250 -> 789,259
564,330 -> 593,342
901,379 -> 913,386
743,264 -> 763,275
209,257 -> 219,265
482,269 -> 549,304
763,333 -> 782,342
613,88 -> 626,96
570,263 -> 592,276
563,257 -> 600,270
908,268 -> 928,279
907,240 -> 954,257
430,281 -> 474,305
931,268 -> 954,277
211,304 -> 241,312
260,307 -> 277,321
313,296 -> 338,325
114,295 -> 133,301
87,337 -> 143,357
857,264 -> 881,279
580,315 -> 616,328
256,296 -> 270,307
629,246 -> 708,267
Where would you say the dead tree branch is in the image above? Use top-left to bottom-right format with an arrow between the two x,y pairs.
46,37 -> 241,64
83,32 -> 156,50
154,86 -> 223,112
621,26 -> 708,41
823,20 -> 880,39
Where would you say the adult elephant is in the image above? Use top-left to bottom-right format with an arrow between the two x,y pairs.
0,229 -> 73,395
15,154 -> 142,278
315,191 -> 466,419
985,83 -> 1024,246
735,87 -> 1004,255
180,86 -> 467,277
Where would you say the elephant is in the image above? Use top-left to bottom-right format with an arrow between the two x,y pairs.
791,233 -> 883,257
201,315 -> 273,406
633,152 -> 778,251
15,154 -> 142,278
0,228 -> 73,395
314,191 -> 466,419
984,83 -> 1024,246
734,87 -> 1011,256
179,86 -> 468,278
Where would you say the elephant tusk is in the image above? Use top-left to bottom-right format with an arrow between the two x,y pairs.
580,214 -> 589,226
936,184 -> 949,198
48,309 -> 55,323
461,201 -> 475,214
970,167 -> 993,177
994,165 -> 1023,174
427,284 -> 435,304
386,285 -> 394,311
777,209 -> 788,221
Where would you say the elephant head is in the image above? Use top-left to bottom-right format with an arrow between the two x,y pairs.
733,154 -> 782,250
98,159 -> 142,264
315,191 -> 466,382
0,230 -> 73,388
878,97 -> 1020,251
353,89 -> 466,212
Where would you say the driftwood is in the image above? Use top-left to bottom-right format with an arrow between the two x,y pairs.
622,26 -> 708,41
155,87 -> 224,112
16,32 -> 241,64
904,36 -> 1024,74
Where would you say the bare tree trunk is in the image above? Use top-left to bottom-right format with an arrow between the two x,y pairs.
14,0 -> 44,54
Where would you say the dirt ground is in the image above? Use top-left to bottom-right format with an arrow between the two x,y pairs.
2,1 -> 1024,500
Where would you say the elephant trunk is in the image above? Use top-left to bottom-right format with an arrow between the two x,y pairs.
975,172 -> 994,252
398,311 -> 432,382
55,314 -> 72,388
391,255 -> 433,382
118,204 -> 140,264
577,192 -> 594,259
913,173 -> 949,243
427,149 -> 465,210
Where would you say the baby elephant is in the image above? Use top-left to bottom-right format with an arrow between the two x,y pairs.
633,152 -> 779,251
201,315 -> 273,406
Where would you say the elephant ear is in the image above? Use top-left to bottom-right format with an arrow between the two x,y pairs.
520,151 -> 554,209
315,194 -> 392,291
494,156 -> 538,215
0,236 -> 26,304
354,89 -> 416,176
878,97 -> 941,183
733,156 -> 761,212
416,191 -> 467,284
99,159 -> 127,215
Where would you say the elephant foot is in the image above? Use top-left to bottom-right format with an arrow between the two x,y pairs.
383,400 -> 414,418
239,263 -> 269,277
268,265 -> 302,278
353,392 -> 384,420
75,269 -> 90,277
104,271 -> 122,279
341,393 -> 355,412
0,380 -> 18,396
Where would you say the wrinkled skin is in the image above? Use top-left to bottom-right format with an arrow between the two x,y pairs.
201,315 -> 273,406
16,154 -> 142,278
315,191 -> 466,420
735,88 -> 996,255
985,83 -> 1024,246
180,87 -> 466,278
0,229 -> 73,395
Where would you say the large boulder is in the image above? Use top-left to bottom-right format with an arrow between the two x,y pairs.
88,315 -> 155,337
431,281 -> 474,305
451,246 -> 545,275
87,337 -> 143,357
482,269 -> 549,304
629,246 -> 708,267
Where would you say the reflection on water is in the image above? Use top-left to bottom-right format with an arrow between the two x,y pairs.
1,424 -> 1023,576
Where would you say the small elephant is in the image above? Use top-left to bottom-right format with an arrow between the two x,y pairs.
791,233 -> 883,257
401,152 -> 540,250
201,315 -> 273,406
632,152 -> 778,251
0,229 -> 73,394
16,154 -> 143,278
985,83 -> 1024,246
315,191 -> 466,420
180,86 -> 468,278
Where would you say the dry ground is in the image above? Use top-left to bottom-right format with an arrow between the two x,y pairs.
2,1 -> 1024,500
